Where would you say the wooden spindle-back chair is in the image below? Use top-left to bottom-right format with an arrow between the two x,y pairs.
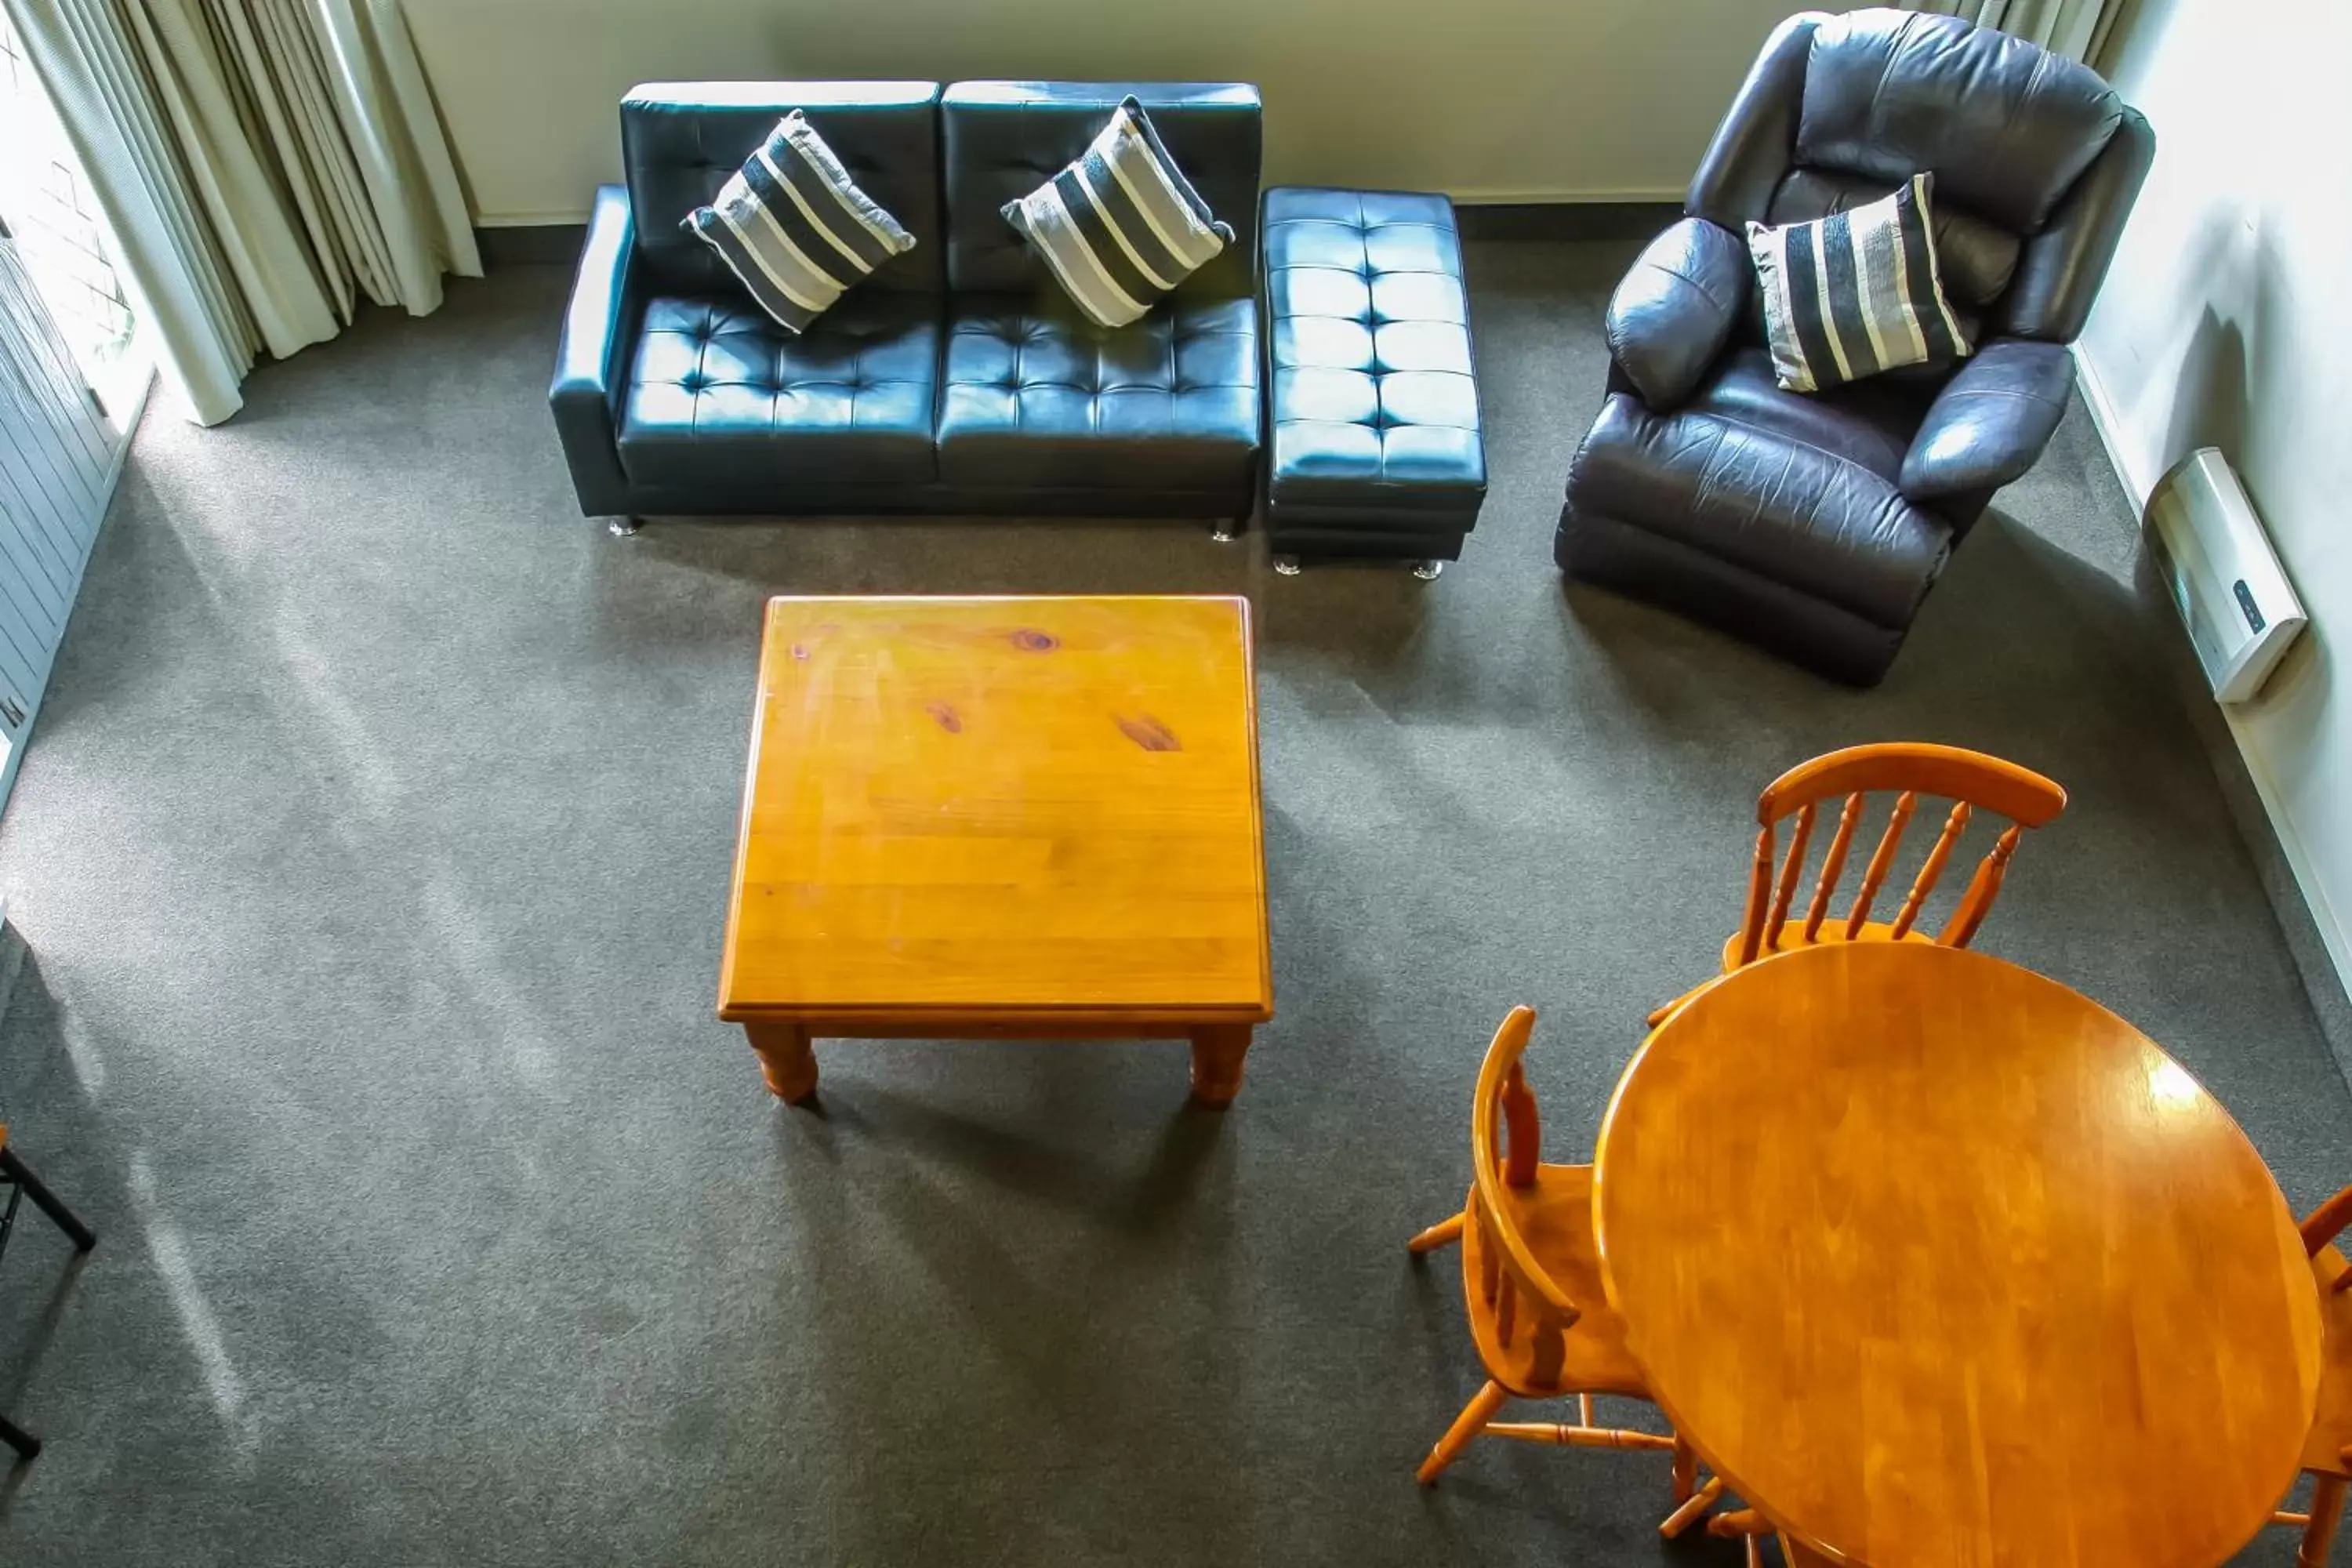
2265,1183 -> 2352,1566
1650,744 -> 2067,1025
1404,1008 -> 1704,1516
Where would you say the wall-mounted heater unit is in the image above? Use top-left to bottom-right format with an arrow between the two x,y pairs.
2142,448 -> 2306,703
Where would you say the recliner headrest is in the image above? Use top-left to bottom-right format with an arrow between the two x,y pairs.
1795,9 -> 2122,234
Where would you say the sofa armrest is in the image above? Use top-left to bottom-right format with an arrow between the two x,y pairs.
1606,217 -> 1749,412
1898,339 -> 2074,503
548,185 -> 642,518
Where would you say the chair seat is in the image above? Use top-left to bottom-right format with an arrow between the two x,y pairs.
1460,1164 -> 1647,1399
619,292 -> 941,489
1688,347 -> 1932,485
2310,1245 -> 2352,1479
935,292 -> 1259,494
1719,918 -> 1938,972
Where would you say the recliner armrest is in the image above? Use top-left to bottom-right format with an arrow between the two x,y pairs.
548,184 -> 642,518
1898,339 -> 2074,503
1606,217 -> 1749,412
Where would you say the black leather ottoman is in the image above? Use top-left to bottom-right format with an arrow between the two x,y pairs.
1260,188 -> 1484,578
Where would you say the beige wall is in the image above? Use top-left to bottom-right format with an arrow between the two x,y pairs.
2074,0 -> 2352,989
402,0 -> 1805,225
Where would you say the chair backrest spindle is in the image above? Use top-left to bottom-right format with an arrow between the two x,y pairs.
1736,825 -> 1775,967
1763,801 -> 1818,951
1938,823 -> 2019,946
1844,790 -> 1918,938
1891,800 -> 1973,938
1802,793 -> 1867,944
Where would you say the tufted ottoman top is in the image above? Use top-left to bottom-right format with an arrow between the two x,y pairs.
1262,188 -> 1485,514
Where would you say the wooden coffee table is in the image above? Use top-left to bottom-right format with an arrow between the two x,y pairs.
717,595 -> 1272,1106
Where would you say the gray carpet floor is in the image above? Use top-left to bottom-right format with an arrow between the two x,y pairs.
0,241 -> 2345,1567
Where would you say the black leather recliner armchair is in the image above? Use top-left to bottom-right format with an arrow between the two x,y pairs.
1555,9 -> 2153,685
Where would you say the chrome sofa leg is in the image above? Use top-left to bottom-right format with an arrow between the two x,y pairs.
1272,556 -> 1303,576
1210,519 -> 1243,543
1413,559 -> 1445,580
607,516 -> 643,538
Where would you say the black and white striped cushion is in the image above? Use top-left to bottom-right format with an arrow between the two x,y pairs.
1747,173 -> 1973,394
1001,96 -> 1234,329
681,111 -> 916,336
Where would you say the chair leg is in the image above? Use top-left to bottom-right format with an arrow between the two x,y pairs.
0,1411 -> 38,1461
1660,1475 -> 1726,1538
1417,1379 -> 1510,1484
2306,1475 -> 2349,1568
1407,1212 -> 1466,1254
1671,1435 -> 1698,1502
0,1149 -> 95,1251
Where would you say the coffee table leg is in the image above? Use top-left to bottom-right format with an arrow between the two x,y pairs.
1189,1025 -> 1253,1108
743,1023 -> 818,1104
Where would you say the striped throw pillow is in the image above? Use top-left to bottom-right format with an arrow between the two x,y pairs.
1747,173 -> 1973,394
681,111 -> 917,335
1001,96 -> 1235,329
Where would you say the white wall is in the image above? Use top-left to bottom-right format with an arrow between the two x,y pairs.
402,0 -> 1804,225
2074,0 -> 2352,988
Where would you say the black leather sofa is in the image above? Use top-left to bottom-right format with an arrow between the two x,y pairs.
1555,9 -> 2152,684
550,82 -> 1263,532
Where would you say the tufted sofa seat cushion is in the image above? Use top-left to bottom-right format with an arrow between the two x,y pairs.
935,292 -> 1258,492
618,293 -> 941,488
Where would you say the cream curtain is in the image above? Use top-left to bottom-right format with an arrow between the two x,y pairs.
1908,0 -> 2124,64
3,0 -> 478,425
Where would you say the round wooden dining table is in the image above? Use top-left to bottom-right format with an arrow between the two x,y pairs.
1592,941 -> 2323,1568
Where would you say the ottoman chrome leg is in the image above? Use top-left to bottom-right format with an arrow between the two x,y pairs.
607,515 -> 643,538
1413,560 -> 1446,581
1272,556 -> 1303,576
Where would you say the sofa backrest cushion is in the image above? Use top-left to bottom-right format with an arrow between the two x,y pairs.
941,82 -> 1261,299
622,82 -> 943,296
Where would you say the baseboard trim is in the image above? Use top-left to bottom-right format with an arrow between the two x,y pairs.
477,210 -> 594,229
1453,200 -> 1679,241
2074,343 -> 2352,1080
477,224 -> 588,267
2071,344 -> 2158,503
1450,184 -> 1685,205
